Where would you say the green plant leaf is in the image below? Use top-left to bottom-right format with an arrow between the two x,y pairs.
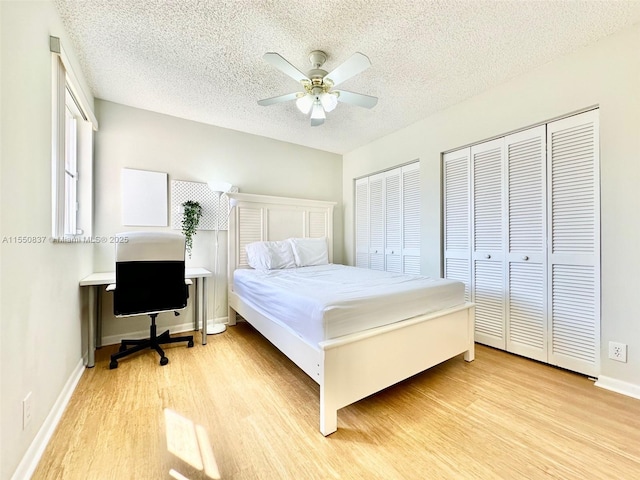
181,200 -> 203,258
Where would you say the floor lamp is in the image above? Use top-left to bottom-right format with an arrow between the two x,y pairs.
207,188 -> 228,335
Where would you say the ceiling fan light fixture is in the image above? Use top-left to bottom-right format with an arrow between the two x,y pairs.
310,100 -> 326,120
296,94 -> 314,114
258,50 -> 377,126
319,92 -> 338,112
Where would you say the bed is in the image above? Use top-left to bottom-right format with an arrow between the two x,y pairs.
226,192 -> 475,436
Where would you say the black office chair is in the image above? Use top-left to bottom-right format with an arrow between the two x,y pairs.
107,232 -> 194,369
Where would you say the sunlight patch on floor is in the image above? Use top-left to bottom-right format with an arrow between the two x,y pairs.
164,408 -> 221,479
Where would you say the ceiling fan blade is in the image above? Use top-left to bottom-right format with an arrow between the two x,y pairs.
257,92 -> 299,106
310,117 -> 325,127
263,53 -> 309,83
325,52 -> 372,87
335,90 -> 378,109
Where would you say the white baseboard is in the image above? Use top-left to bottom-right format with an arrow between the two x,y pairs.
11,359 -> 85,480
595,375 -> 640,400
100,317 -> 228,346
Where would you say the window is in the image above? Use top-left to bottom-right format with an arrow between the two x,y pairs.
50,36 -> 97,240
64,90 -> 79,235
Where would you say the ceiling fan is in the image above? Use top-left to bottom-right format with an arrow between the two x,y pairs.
257,50 -> 378,126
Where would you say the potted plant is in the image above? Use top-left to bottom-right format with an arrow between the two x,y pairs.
181,200 -> 202,258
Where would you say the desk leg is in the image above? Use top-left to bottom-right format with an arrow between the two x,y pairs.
193,280 -> 199,332
96,287 -> 102,349
87,286 -> 97,368
201,277 -> 208,345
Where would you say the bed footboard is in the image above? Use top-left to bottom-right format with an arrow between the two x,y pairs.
318,303 -> 475,436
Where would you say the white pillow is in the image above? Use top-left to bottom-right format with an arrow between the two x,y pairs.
245,240 -> 296,270
288,237 -> 329,267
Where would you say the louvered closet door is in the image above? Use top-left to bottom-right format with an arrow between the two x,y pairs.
505,126 -> 547,362
401,163 -> 421,274
547,110 -> 600,377
443,149 -> 471,300
355,177 -> 370,268
368,172 -> 385,270
385,169 -> 402,272
472,138 -> 506,349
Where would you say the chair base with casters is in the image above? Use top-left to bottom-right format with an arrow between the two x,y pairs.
109,312 -> 194,369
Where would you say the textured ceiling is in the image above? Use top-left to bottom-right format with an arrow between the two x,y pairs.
54,0 -> 640,154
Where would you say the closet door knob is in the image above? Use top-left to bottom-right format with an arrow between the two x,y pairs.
522,255 -> 529,261
485,254 -> 491,259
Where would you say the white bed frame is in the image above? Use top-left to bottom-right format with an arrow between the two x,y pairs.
226,192 -> 475,436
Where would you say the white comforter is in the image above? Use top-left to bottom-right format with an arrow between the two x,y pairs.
233,264 -> 465,344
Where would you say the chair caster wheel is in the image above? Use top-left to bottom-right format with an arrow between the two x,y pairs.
188,340 -> 194,348
109,360 -> 118,369
160,357 -> 169,366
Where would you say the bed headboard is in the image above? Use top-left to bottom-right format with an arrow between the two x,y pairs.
226,192 -> 336,283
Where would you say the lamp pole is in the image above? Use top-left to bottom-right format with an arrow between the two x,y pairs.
207,190 -> 226,335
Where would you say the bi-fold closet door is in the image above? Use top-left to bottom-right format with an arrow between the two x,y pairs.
466,128 -> 548,361
546,113 -> 600,376
470,137 -> 508,351
443,110 -> 600,376
504,127 -> 548,361
443,149 -> 471,301
355,162 -> 420,274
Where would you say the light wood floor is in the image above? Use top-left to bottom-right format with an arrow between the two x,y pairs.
33,321 -> 640,480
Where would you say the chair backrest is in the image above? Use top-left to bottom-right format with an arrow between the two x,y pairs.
113,232 -> 188,316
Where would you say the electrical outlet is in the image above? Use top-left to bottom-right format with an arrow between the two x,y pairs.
608,341 -> 627,363
23,392 -> 33,430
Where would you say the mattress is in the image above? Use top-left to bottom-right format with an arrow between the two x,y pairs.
233,264 -> 465,345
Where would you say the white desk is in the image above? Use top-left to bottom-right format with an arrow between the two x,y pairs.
80,267 -> 212,367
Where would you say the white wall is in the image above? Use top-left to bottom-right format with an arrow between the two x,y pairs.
1,2 -> 635,477
93,100 -> 343,342
0,2 -> 94,479
343,24 -> 640,390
